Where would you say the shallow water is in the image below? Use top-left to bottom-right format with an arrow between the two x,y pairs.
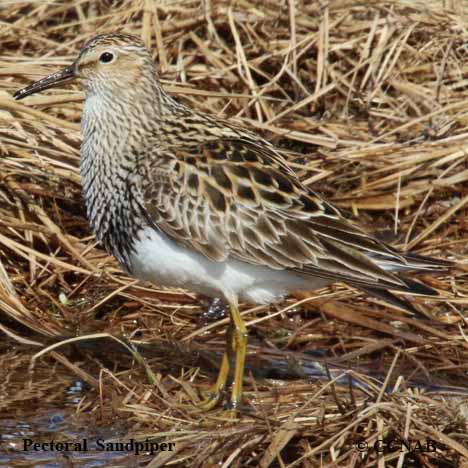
2,339 -> 465,467
1,410 -> 134,467
0,349 -> 153,468
0,393 -> 152,467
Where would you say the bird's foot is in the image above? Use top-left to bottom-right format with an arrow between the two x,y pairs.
218,399 -> 241,420
196,390 -> 223,411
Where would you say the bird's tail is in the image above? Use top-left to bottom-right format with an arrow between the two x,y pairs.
359,253 -> 452,314
377,251 -> 453,273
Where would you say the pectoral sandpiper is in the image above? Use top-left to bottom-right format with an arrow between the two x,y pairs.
14,33 -> 450,412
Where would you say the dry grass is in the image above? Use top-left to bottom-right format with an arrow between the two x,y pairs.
1,0 -> 468,466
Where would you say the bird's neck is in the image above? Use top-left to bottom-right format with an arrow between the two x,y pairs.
80,80 -> 186,165
79,83 -> 167,267
79,80 -> 193,266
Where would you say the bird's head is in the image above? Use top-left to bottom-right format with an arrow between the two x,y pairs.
14,33 -> 155,100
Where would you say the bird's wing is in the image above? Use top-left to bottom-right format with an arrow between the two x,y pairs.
140,138 -> 433,292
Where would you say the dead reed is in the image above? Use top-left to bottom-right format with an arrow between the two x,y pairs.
1,0 -> 467,466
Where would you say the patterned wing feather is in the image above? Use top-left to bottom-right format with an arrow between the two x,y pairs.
141,138 -> 438,292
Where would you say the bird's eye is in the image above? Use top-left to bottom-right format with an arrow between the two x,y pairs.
99,52 -> 114,64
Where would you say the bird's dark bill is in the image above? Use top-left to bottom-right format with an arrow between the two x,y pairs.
14,65 -> 75,100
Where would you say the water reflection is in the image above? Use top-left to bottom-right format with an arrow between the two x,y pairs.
0,354 -> 149,467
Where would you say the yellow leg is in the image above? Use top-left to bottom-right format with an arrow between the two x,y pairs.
226,297 -> 248,411
197,323 -> 234,411
197,351 -> 229,410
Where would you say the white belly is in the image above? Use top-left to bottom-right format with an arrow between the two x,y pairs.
128,227 -> 329,304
